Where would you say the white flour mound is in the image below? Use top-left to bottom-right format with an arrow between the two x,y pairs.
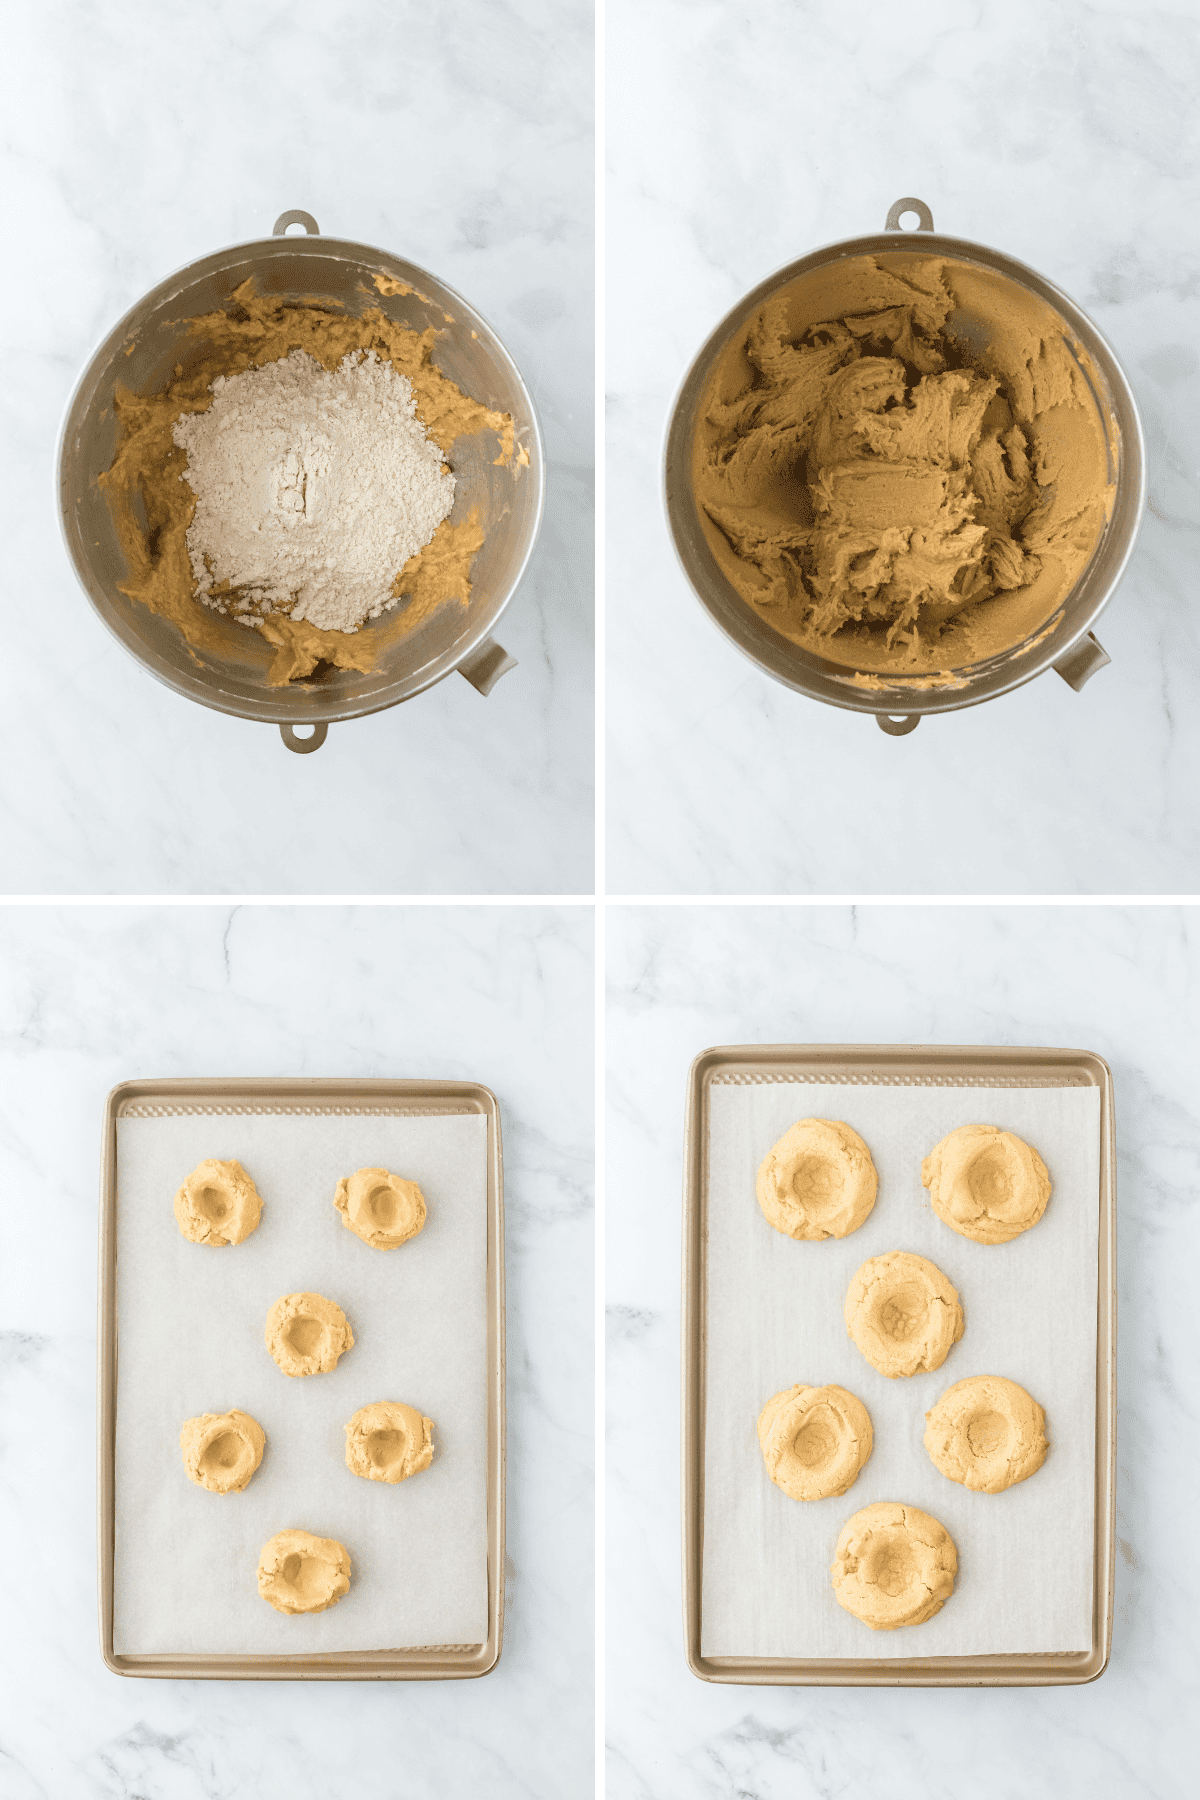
173,348 -> 455,634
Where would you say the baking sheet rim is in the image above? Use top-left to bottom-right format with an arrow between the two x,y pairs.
98,1074 -> 505,1682
681,1042 -> 1115,1688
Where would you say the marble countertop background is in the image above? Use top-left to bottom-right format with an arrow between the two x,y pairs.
2,0 -> 593,895
0,904 -> 593,1798
606,0 -> 1200,894
606,903 -> 1196,1798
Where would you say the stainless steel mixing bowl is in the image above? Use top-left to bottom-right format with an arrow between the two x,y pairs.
664,197 -> 1146,735
58,210 -> 544,753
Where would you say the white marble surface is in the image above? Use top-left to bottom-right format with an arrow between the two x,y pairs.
606,0 -> 1200,894
3,0 -> 593,895
606,904 -> 1196,1798
0,904 -> 593,1797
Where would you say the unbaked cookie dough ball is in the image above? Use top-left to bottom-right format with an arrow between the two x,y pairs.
179,1408 -> 266,1494
844,1251 -> 964,1378
173,1158 -> 263,1246
831,1501 -> 957,1630
756,1118 -> 878,1241
334,1166 -> 426,1250
257,1529 -> 351,1614
265,1292 -> 354,1377
924,1374 -> 1048,1493
921,1123 -> 1051,1244
344,1400 -> 435,1484
757,1383 -> 873,1502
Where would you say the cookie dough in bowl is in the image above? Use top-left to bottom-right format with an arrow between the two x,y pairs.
344,1400 -> 435,1484
334,1167 -> 427,1250
257,1529 -> 351,1615
179,1408 -> 266,1494
922,1123 -> 1052,1243
757,1383 -> 873,1501
925,1374 -> 1049,1493
173,1157 -> 263,1246
831,1501 -> 957,1630
844,1250 -> 964,1378
265,1292 -> 354,1377
756,1118 -> 878,1240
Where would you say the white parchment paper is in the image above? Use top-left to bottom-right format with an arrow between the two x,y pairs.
113,1108 -> 489,1655
701,1078 -> 1100,1659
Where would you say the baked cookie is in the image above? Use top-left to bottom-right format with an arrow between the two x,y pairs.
334,1166 -> 427,1250
831,1501 -> 957,1630
757,1383 -> 872,1501
844,1251 -> 964,1378
179,1408 -> 265,1494
924,1374 -> 1048,1493
756,1118 -> 878,1241
257,1529 -> 351,1614
173,1158 -> 262,1246
921,1124 -> 1051,1244
344,1400 -> 435,1484
265,1292 -> 354,1377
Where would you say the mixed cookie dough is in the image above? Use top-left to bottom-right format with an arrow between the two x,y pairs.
756,1117 -> 878,1240
757,1383 -> 873,1502
344,1400 -> 435,1485
693,254 -> 1115,677
844,1250 -> 964,1378
922,1123 -> 1052,1243
831,1501 -> 958,1630
925,1374 -> 1049,1493
173,1157 -> 262,1247
265,1291 -> 354,1377
257,1528 -> 351,1615
335,1167 -> 427,1250
99,279 -> 516,686
179,1408 -> 266,1495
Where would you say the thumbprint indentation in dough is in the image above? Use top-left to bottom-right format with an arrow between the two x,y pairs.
792,1413 -> 839,1470
367,1429 -> 406,1473
790,1153 -> 844,1207
966,1143 -> 1016,1210
879,1283 -> 927,1342
869,1540 -> 916,1599
286,1315 -> 326,1358
201,1432 -> 242,1476
365,1183 -> 399,1228
966,1409 -> 1008,1457
195,1183 -> 231,1223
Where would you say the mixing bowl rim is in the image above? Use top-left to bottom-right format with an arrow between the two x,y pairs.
662,224 -> 1147,717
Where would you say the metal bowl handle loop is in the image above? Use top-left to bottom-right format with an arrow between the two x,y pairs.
272,210 -> 321,237
877,714 -> 921,736
279,722 -> 329,754
884,197 -> 935,233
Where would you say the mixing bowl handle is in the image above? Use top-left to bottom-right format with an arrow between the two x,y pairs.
1052,631 -> 1111,692
876,714 -> 920,736
458,636 -> 518,696
884,197 -> 934,233
272,210 -> 321,237
279,722 -> 329,753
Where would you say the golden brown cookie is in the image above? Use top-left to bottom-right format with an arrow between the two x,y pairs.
344,1400 -> 435,1484
264,1292 -> 354,1377
173,1158 -> 262,1246
921,1124 -> 1051,1244
924,1374 -> 1048,1492
757,1383 -> 873,1501
831,1501 -> 957,1630
179,1408 -> 266,1494
756,1118 -> 878,1241
844,1251 -> 964,1378
257,1529 -> 351,1614
334,1166 -> 427,1250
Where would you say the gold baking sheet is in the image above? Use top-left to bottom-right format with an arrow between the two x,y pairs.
99,1076 -> 505,1681
681,1044 -> 1115,1687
